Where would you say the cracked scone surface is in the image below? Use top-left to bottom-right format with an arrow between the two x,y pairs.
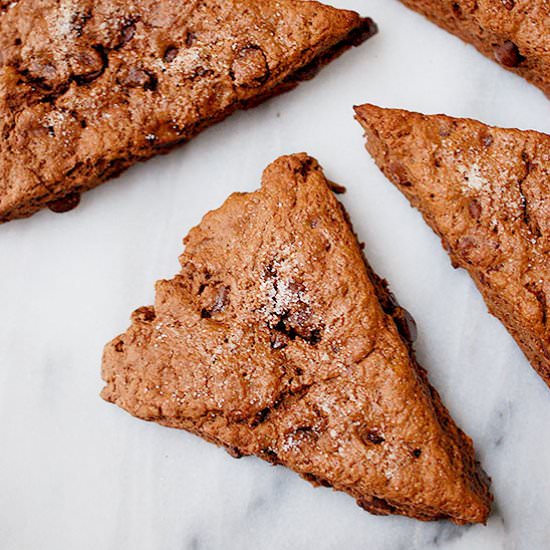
0,0 -> 375,222
356,104 -> 550,387
398,0 -> 550,98
102,153 -> 491,524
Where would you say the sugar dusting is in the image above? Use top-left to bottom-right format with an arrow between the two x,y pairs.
46,0 -> 80,41
458,162 -> 487,190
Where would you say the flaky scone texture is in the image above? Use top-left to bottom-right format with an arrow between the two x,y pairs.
356,104 -> 550,387
102,153 -> 491,524
0,0 -> 375,222
398,0 -> 550,98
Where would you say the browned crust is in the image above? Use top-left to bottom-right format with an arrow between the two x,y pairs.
355,103 -> 550,388
398,0 -> 550,98
102,153 -> 492,524
336,200 -> 492,523
0,7 -> 376,223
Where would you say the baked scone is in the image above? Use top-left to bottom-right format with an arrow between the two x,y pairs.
397,0 -> 550,98
102,153 -> 492,524
355,104 -> 550,387
0,1 -> 376,223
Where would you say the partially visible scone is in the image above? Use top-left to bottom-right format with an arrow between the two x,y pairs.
0,0 -> 376,223
356,103 -> 550,387
398,0 -> 550,98
102,153 -> 492,524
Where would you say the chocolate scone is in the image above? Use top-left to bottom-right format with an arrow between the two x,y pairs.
355,104 -> 550,387
102,154 -> 492,524
0,1 -> 376,223
397,0 -> 550,98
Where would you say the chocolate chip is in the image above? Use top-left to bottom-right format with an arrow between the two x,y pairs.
481,134 -> 493,147
250,407 -> 270,427
385,289 -> 399,312
114,340 -> 124,352
14,37 -> 21,46
122,67 -> 158,90
288,281 -> 306,294
347,17 -> 378,47
468,199 -> 482,220
366,430 -> 385,445
185,31 -> 197,47
47,192 -> 81,213
230,45 -> 270,88
73,47 -> 107,84
119,22 -> 136,47
192,66 -> 213,79
308,329 -> 322,345
388,161 -> 412,187
134,307 -> 156,322
302,472 -> 332,487
28,61 -> 57,84
226,447 -> 243,459
493,40 -> 524,68
396,309 -> 417,343
261,448 -> 279,463
412,448 -> 422,458
357,425 -> 385,446
501,0 -> 515,9
200,309 -> 212,319
80,119 -> 87,128
71,11 -> 91,37
327,180 -> 346,194
163,46 -> 178,63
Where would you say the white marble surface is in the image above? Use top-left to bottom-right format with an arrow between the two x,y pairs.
1,1 -> 550,549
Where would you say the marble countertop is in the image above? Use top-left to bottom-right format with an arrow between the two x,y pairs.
1,1 -> 549,549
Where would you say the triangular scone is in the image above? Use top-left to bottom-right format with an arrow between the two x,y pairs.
0,1 -> 376,223
356,104 -> 550,387
102,153 -> 491,524
397,0 -> 550,98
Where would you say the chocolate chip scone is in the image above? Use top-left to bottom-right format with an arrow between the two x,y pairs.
0,1 -> 376,223
102,153 -> 492,524
355,104 -> 550,387
397,0 -> 550,98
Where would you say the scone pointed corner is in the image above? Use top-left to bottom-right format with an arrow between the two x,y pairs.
102,153 -> 492,524
354,103 -> 550,389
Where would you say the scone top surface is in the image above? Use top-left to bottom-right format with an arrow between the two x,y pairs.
102,153 -> 491,524
0,0 -> 374,221
355,104 -> 550,386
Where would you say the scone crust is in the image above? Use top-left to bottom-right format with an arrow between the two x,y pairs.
399,0 -> 550,98
0,0 -> 375,222
356,104 -> 550,387
102,153 -> 492,524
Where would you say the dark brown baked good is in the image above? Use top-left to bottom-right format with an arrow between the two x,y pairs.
397,0 -> 550,98
102,153 -> 492,524
355,104 -> 550,387
0,1 -> 376,223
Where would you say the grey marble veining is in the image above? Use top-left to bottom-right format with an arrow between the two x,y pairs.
1,1 -> 550,549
